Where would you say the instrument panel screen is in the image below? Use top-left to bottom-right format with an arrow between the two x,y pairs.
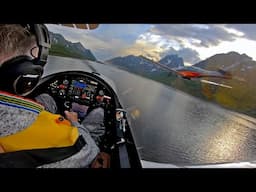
73,81 -> 87,89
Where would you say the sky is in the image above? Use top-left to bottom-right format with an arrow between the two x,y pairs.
46,24 -> 256,66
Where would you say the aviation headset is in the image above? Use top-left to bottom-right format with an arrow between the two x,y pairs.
0,24 -> 51,96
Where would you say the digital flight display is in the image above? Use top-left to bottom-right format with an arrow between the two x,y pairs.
73,81 -> 87,89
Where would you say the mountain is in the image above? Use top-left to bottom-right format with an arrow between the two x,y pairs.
194,51 -> 256,82
159,54 -> 184,68
49,32 -> 96,61
192,51 -> 256,116
107,52 -> 256,118
106,54 -> 185,74
194,51 -> 254,72
106,55 -> 162,74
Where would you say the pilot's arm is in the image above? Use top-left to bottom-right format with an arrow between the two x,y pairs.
38,110 -> 100,168
65,111 -> 111,168
34,93 -> 58,114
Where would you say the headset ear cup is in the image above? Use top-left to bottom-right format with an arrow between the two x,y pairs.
13,74 -> 41,96
13,63 -> 44,95
0,56 -> 44,95
28,64 -> 44,77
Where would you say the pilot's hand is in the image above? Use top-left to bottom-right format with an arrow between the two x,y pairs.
64,110 -> 79,123
90,152 -> 111,168
0,144 -> 5,154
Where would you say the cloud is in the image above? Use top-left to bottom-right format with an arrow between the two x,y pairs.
149,24 -> 238,48
225,24 -> 256,41
46,24 -> 255,63
46,24 -> 150,61
122,31 -> 201,64
91,24 -> 150,43
122,34 -> 169,61
160,47 -> 201,64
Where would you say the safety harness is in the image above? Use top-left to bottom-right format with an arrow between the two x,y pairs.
0,91 -> 86,167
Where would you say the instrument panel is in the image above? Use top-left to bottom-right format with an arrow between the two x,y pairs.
47,75 -> 113,119
50,78 -> 94,102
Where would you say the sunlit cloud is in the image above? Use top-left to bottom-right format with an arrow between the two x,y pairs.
122,30 -> 201,64
122,32 -> 186,61
122,38 -> 164,61
46,24 -> 256,64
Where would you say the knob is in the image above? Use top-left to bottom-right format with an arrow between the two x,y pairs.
64,101 -> 70,109
99,90 -> 104,96
59,89 -> 65,96
63,79 -> 69,85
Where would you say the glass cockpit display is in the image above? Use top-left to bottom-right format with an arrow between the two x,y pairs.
69,80 -> 96,101
48,76 -> 112,111
49,77 -> 99,103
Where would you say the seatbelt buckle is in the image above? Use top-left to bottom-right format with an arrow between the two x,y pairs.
116,109 -> 127,133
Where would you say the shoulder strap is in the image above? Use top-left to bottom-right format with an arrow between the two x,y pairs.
0,135 -> 86,168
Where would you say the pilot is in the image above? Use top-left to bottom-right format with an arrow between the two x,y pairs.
0,24 -> 108,168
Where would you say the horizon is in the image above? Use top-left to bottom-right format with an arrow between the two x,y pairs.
47,24 -> 256,66
103,51 -> 253,67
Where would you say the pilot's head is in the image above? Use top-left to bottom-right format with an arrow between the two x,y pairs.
0,24 -> 38,65
0,24 -> 46,96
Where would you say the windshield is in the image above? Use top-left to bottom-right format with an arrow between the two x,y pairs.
46,24 -> 256,167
